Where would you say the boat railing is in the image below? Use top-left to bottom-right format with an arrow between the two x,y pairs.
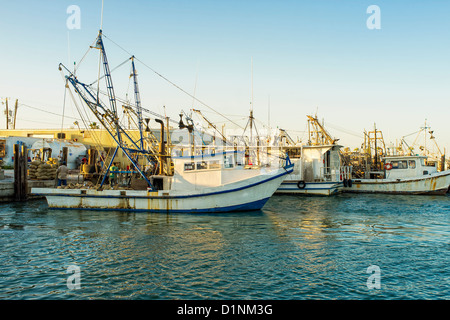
321,166 -> 351,182
340,165 -> 353,181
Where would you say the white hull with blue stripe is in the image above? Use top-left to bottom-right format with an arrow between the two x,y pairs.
274,145 -> 351,196
32,152 -> 294,213
276,180 -> 342,196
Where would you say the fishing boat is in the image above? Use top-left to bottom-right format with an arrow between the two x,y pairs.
32,150 -> 294,213
343,155 -> 450,195
275,116 -> 352,196
340,123 -> 450,195
31,29 -> 294,212
276,144 -> 351,196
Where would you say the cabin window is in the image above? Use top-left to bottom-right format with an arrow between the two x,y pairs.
184,162 -> 195,171
209,160 -> 221,169
392,160 -> 408,169
153,177 -> 164,190
196,161 -> 208,170
408,160 -> 416,169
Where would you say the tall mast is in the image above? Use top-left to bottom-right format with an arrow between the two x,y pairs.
250,57 -> 253,143
131,56 -> 144,149
61,31 -> 155,188
424,119 -> 427,156
96,31 -> 116,112
374,123 -> 378,169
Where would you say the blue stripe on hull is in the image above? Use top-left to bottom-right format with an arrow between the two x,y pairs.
281,181 -> 343,186
48,197 -> 271,213
277,187 -> 339,191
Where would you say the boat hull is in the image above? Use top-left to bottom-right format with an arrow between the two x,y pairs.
342,171 -> 450,195
31,166 -> 293,213
276,181 -> 342,196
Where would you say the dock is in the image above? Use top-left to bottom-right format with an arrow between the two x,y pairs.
0,169 -> 83,203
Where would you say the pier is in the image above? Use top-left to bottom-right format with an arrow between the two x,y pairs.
0,170 -> 55,202
0,143 -> 82,202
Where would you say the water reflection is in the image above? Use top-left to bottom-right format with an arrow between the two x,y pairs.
0,195 -> 448,299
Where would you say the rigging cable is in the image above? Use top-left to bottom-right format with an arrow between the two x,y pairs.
74,38 -> 98,75
18,103 -> 81,121
102,33 -> 244,130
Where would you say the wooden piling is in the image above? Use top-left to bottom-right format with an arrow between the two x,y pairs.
13,144 -> 28,201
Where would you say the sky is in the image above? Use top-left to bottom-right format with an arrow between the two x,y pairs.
1,0 -> 449,154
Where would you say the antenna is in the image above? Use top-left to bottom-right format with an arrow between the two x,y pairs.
67,31 -> 71,69
100,0 -> 104,30
192,61 -> 199,109
250,57 -> 253,142
251,57 -> 254,113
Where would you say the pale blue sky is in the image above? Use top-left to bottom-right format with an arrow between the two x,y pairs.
1,0 -> 449,153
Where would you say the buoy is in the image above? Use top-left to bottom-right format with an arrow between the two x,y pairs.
297,181 -> 306,189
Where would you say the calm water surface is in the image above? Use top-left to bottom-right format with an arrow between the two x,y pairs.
0,193 -> 448,300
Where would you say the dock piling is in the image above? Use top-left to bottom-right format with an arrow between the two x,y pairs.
13,144 -> 28,201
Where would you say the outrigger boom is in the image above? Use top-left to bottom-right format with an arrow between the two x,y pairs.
59,30 -> 156,189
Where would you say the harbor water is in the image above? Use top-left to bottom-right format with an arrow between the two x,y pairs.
0,193 -> 448,300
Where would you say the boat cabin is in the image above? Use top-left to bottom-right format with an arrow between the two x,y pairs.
382,155 -> 437,179
286,144 -> 346,182
170,151 -> 263,191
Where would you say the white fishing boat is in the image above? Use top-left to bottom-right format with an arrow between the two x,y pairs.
30,29 -> 294,212
343,155 -> 450,195
32,150 -> 294,213
276,144 -> 351,196
275,115 -> 352,196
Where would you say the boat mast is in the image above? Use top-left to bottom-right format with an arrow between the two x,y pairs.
306,115 -> 337,146
131,56 -> 144,150
61,30 -> 155,189
250,57 -> 253,144
374,123 -> 378,169
241,57 -> 261,165
423,119 -> 428,156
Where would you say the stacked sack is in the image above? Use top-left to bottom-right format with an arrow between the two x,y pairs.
28,160 -> 58,180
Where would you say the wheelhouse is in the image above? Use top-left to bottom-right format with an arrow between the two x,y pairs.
382,155 -> 437,179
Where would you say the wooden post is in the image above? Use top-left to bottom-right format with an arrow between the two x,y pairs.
13,99 -> 18,129
22,145 -> 28,200
14,144 -> 28,201
13,144 -> 18,199
5,98 -> 9,130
